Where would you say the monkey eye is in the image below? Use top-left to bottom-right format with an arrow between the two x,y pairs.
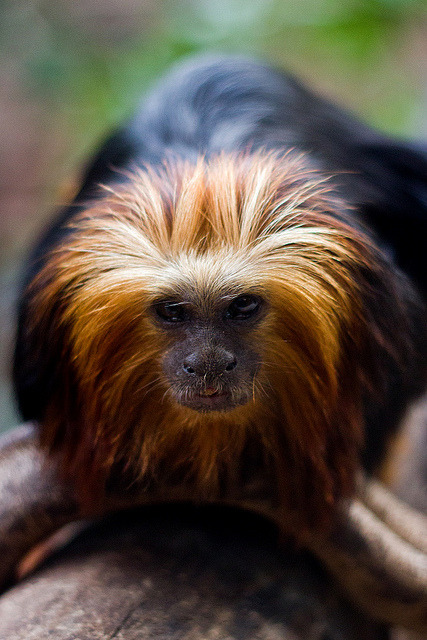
154,301 -> 190,323
225,295 -> 261,321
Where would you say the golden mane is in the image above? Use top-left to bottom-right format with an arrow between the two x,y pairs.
28,151 -> 387,528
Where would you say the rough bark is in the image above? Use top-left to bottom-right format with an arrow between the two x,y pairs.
0,506 -> 386,640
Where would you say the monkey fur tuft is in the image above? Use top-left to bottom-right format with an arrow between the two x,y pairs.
14,57 -> 427,531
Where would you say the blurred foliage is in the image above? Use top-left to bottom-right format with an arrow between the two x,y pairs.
1,0 -> 426,164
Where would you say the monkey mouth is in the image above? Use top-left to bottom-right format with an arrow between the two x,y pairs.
198,387 -> 222,398
176,387 -> 249,413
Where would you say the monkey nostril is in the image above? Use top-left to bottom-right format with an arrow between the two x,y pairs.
183,363 -> 196,375
225,358 -> 237,372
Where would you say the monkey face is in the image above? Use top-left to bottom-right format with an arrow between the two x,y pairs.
152,293 -> 265,413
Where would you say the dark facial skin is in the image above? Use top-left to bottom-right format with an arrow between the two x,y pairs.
153,294 -> 265,413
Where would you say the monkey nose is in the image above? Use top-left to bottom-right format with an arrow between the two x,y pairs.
183,350 -> 237,377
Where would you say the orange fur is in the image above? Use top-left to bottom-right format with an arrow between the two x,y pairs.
28,151 -> 390,529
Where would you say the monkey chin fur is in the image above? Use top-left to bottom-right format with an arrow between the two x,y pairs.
27,150 -> 416,530
175,394 -> 249,414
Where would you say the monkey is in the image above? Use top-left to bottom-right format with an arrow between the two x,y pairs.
2,55 -> 427,630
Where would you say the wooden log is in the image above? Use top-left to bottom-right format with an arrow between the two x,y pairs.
0,505 -> 386,639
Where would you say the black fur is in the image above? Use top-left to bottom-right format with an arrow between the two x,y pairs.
14,55 -> 427,470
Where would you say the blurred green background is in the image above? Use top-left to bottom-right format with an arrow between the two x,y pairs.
0,0 -> 426,432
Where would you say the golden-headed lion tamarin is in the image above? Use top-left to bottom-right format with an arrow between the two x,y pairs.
13,56 -> 427,529
6,55 -> 427,629
15,150 -> 424,528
